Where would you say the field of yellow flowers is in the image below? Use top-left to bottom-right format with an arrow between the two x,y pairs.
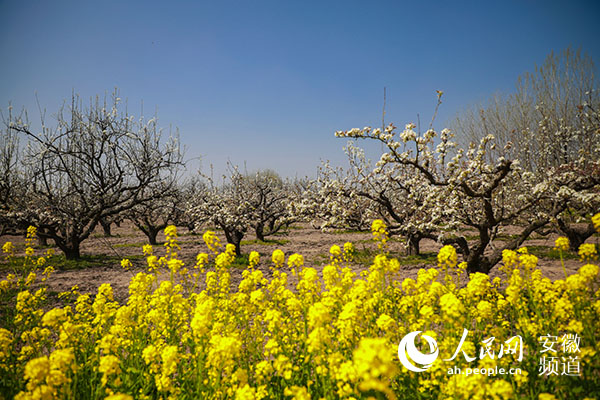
0,216 -> 599,400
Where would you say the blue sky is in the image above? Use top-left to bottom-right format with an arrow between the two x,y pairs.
1,0 -> 599,178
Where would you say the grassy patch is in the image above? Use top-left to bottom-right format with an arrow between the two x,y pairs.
310,253 -> 330,266
311,247 -> 437,267
0,254 -> 129,272
113,241 -> 156,249
330,229 -> 368,235
115,239 -> 205,248
230,254 -> 251,269
241,239 -> 290,246
526,245 -> 580,260
397,252 -> 439,266
92,232 -> 138,239
0,286 -> 20,328
51,254 -> 130,270
351,247 -> 386,266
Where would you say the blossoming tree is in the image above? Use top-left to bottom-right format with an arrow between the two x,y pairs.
293,161 -> 376,233
5,91 -> 182,259
335,117 -> 563,273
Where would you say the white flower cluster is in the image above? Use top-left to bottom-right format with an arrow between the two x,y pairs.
330,107 -> 599,272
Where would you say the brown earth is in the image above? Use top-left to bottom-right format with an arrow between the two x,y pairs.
0,222 -> 597,302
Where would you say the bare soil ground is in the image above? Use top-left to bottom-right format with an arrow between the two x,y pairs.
0,222 -> 596,302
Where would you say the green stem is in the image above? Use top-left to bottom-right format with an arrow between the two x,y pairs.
560,250 -> 567,280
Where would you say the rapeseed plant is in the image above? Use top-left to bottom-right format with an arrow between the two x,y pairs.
0,219 -> 598,399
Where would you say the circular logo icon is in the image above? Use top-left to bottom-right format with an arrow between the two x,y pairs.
398,331 -> 439,372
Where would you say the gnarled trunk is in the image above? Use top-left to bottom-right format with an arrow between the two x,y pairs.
255,223 -> 266,242
406,233 -> 421,256
37,235 -> 49,247
557,219 -> 595,252
99,219 -> 113,237
144,227 -> 161,246
223,227 -> 245,257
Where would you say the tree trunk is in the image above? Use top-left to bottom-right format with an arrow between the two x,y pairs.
37,235 -> 49,247
467,256 -> 494,274
466,218 -> 550,274
255,223 -> 265,242
138,224 -> 163,246
406,233 -> 421,256
53,232 -> 83,260
62,245 -> 81,260
465,229 -> 491,274
223,228 -> 244,257
100,219 -> 112,237
557,219 -> 595,252
233,239 -> 241,257
439,235 -> 470,256
146,227 -> 160,246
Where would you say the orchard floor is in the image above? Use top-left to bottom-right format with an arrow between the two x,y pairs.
0,222 -> 596,303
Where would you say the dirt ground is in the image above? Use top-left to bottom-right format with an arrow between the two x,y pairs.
0,222 -> 596,302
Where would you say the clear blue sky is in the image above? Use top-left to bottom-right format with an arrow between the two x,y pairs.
1,0 -> 599,178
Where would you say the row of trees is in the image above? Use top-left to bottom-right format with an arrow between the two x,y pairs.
1,49 -> 598,274
0,93 -> 308,258
184,168 -> 302,256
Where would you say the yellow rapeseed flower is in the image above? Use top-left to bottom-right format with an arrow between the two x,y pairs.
164,225 -> 177,238
5,224 -> 600,399
2,241 -> 14,255
343,241 -> 355,262
26,226 -> 37,238
271,249 -> 285,268
203,230 -> 222,254
121,259 -> 133,270
23,356 -> 50,388
376,314 -> 396,331
578,243 -> 597,261
106,394 -> 134,400
99,355 -> 121,386
284,386 -> 311,400
287,253 -> 304,275
225,243 -> 236,255
330,245 -> 342,257
438,245 -> 457,269
554,236 -> 570,252
249,251 -> 260,268
142,244 -> 153,256
371,219 -> 389,251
